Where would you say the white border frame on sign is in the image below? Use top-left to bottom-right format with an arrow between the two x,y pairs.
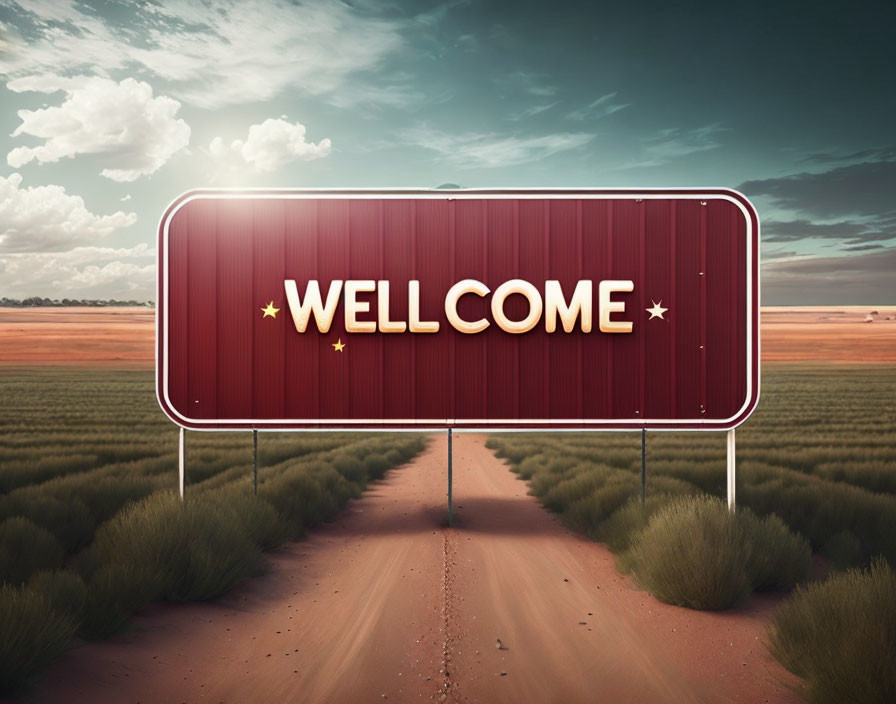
157,188 -> 760,432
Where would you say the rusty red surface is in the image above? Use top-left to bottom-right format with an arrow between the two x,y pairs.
156,189 -> 759,430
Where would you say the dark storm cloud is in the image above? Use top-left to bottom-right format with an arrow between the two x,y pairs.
763,218 -> 894,246
739,156 -> 896,221
801,146 -> 896,165
762,249 -> 896,305
843,244 -> 884,252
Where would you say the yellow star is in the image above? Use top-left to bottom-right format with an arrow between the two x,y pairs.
260,301 -> 280,318
646,299 -> 668,320
332,338 -> 346,352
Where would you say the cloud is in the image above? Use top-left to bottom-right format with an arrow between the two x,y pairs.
403,126 -> 592,168
0,173 -> 136,253
0,243 -> 155,300
627,125 -> 727,167
120,194 -> 131,202
495,71 -> 557,98
209,118 -> 331,173
739,156 -> 896,221
800,146 -> 896,166
507,102 -> 560,121
0,0 -> 406,109
7,75 -> 190,181
762,248 -> 896,305
566,93 -> 629,121
763,218 -> 894,246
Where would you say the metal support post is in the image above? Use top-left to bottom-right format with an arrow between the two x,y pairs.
178,426 -> 185,500
727,428 -> 736,512
447,428 -> 453,527
253,429 -> 258,496
640,428 -> 646,503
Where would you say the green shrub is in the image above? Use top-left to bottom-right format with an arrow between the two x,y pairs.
333,454 -> 366,486
92,492 -> 261,604
210,486 -> 288,551
0,517 -> 64,585
768,558 -> 896,704
0,583 -> 78,692
822,530 -> 866,569
562,479 -> 639,538
80,562 -> 162,639
363,453 -> 391,480
27,570 -> 87,621
619,496 -> 810,610
599,495 -> 672,552
619,495 -> 753,610
746,512 -> 811,591
0,493 -> 95,554
262,472 -> 334,536
78,491 -> 264,636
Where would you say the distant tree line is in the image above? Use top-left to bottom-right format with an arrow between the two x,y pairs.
0,297 -> 154,308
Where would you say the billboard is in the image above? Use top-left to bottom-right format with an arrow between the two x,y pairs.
156,189 -> 759,430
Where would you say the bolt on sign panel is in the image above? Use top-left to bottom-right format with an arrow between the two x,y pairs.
156,189 -> 759,430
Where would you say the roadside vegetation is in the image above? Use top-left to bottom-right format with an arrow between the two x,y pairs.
0,368 -> 425,693
489,364 -> 896,702
768,558 -> 896,704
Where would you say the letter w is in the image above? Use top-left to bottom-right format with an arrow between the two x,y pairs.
284,280 -> 343,333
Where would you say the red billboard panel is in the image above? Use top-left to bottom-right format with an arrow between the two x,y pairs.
156,189 -> 759,430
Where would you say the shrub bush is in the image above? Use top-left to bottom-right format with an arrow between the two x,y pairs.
768,558 -> 896,704
92,492 -> 261,604
746,513 -> 811,591
27,570 -> 87,621
620,496 -> 809,610
599,495 -> 672,552
0,584 -> 78,692
0,517 -> 65,585
0,493 -> 95,554
619,495 -> 753,609
210,485 -> 288,551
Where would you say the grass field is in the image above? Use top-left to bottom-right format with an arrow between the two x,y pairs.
488,363 -> 896,703
489,364 -> 896,569
2,364 -> 895,700
0,368 -> 425,693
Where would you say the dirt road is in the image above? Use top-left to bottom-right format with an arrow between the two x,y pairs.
27,435 -> 801,703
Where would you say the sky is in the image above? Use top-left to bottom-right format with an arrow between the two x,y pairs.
0,0 -> 893,304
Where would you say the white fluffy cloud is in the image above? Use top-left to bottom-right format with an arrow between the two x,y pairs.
0,243 -> 155,300
0,1 -> 405,109
7,75 -> 191,181
210,119 -> 331,173
403,126 -> 593,168
0,173 -> 136,253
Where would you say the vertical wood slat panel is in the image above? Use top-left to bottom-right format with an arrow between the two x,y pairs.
414,200 -> 450,420
166,211 -> 190,416
252,199 -> 286,419
705,199 -> 745,418
581,200 -> 612,419
485,200 -> 516,418
284,199 -> 318,419
675,201 -> 702,418
216,199 -> 253,419
348,200 -> 382,420
548,200 -> 580,418
382,200 -> 414,419
454,200 -> 487,419
610,200 -> 640,417
516,200 -> 547,419
317,200 -> 349,419
187,200 -> 217,418
644,200 -> 674,419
